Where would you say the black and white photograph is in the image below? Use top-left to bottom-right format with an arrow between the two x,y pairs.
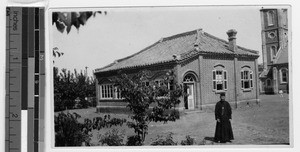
50,5 -> 290,147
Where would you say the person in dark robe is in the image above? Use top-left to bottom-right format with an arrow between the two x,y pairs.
214,93 -> 234,143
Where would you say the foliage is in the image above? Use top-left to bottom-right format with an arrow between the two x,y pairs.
90,97 -> 98,107
55,112 -> 90,146
113,70 -> 183,144
98,129 -> 125,146
180,135 -> 195,145
52,11 -> 107,34
126,135 -> 143,146
151,132 -> 177,146
53,47 -> 64,58
54,67 -> 96,111
55,112 -> 127,146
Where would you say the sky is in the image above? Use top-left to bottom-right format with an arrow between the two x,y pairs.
51,6 -> 263,76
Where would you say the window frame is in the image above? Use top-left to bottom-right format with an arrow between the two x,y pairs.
267,10 -> 275,26
279,68 -> 288,84
241,69 -> 253,91
212,69 -> 228,93
100,84 -> 114,99
270,45 -> 277,60
99,84 -> 123,100
266,78 -> 272,87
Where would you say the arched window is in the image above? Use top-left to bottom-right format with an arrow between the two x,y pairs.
270,45 -> 277,60
267,11 -> 275,26
241,68 -> 253,90
183,74 -> 196,83
282,9 -> 287,27
266,79 -> 272,87
280,68 -> 288,83
212,69 -> 227,91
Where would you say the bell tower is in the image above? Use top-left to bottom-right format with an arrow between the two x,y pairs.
260,8 -> 288,70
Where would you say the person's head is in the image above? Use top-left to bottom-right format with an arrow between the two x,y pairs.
220,93 -> 226,101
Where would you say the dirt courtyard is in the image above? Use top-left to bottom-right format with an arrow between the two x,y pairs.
66,94 -> 290,146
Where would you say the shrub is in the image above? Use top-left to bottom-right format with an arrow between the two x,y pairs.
55,112 -> 90,146
90,97 -> 97,107
55,112 -> 127,146
126,135 -> 143,146
77,99 -> 90,109
180,135 -> 195,145
114,70 -> 183,144
151,132 -> 177,146
99,129 -> 125,146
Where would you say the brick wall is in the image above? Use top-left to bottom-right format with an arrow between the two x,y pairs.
96,55 -> 259,111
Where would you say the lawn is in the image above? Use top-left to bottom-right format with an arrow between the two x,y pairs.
61,94 -> 290,146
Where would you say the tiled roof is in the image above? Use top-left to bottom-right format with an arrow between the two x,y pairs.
259,69 -> 269,78
274,46 -> 288,64
95,29 -> 259,73
259,46 -> 288,78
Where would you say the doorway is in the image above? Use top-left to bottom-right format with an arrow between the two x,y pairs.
183,73 -> 197,110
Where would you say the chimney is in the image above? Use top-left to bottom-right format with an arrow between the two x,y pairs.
226,29 -> 237,52
194,28 -> 203,51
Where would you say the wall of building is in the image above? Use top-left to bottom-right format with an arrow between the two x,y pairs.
275,65 -> 289,93
96,55 -> 259,112
236,59 -> 258,101
95,64 -> 176,109
201,56 -> 235,105
176,56 -> 200,109
259,9 -> 289,95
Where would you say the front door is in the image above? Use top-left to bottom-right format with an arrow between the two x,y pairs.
186,84 -> 195,110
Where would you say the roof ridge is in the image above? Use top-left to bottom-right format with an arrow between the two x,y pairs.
95,29 -> 198,72
95,28 -> 260,73
95,40 -> 161,71
203,31 -> 258,54
161,29 -> 197,42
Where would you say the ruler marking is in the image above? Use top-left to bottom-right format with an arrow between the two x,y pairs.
9,91 -> 19,92
8,7 -> 11,151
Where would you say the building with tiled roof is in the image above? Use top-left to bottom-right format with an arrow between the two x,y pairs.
259,8 -> 289,94
94,28 -> 260,112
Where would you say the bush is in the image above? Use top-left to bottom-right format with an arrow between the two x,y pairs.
151,132 -> 177,146
180,135 -> 195,145
99,129 -> 125,146
55,112 -> 90,146
126,135 -> 143,146
90,97 -> 97,107
54,97 -> 65,112
77,99 -> 90,109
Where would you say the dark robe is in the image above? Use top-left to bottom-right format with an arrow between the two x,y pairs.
214,100 -> 234,142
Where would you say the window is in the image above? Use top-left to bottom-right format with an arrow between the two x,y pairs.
100,84 -> 123,99
266,79 -> 272,87
280,68 -> 288,83
154,79 -> 174,90
270,45 -> 277,59
212,69 -> 227,91
142,81 -> 150,86
241,69 -> 253,90
282,9 -> 287,27
114,87 -> 122,99
155,79 -> 165,87
183,75 -> 195,83
100,84 -> 114,99
267,11 -> 274,26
